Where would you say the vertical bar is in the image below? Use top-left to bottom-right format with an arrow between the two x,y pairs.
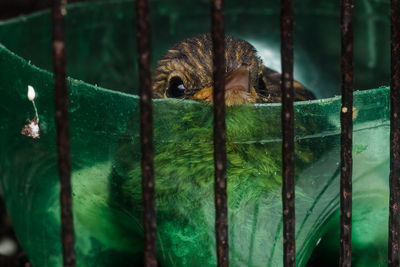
340,0 -> 354,266
51,0 -> 76,266
280,0 -> 295,266
136,0 -> 157,266
389,0 -> 400,265
211,0 -> 228,266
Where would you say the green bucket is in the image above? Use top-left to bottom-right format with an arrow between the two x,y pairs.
0,0 -> 391,266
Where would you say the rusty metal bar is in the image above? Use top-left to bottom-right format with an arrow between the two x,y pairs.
136,0 -> 157,266
51,0 -> 76,266
211,0 -> 228,266
340,0 -> 354,266
280,0 -> 295,266
389,0 -> 400,265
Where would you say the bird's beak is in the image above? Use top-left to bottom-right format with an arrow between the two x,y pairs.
192,64 -> 257,105
225,64 -> 250,93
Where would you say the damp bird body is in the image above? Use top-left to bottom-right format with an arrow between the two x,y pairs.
152,34 -> 315,105
108,35 -> 320,266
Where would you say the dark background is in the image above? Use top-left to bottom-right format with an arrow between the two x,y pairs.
0,0 -> 90,20
0,0 -> 50,20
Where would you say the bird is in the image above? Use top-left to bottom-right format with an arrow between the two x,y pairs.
152,34 -> 315,105
107,35 -> 323,266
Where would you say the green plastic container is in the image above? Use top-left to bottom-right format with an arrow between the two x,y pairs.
0,0 -> 391,266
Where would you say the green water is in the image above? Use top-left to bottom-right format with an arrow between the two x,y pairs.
0,0 -> 392,266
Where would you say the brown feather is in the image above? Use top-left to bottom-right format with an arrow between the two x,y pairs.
152,34 -> 315,104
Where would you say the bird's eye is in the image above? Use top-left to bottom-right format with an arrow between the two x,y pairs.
167,76 -> 186,98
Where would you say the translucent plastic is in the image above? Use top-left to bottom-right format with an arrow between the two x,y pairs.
0,0 -> 391,266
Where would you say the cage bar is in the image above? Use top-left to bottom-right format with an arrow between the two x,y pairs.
280,0 -> 296,266
340,0 -> 354,266
211,0 -> 229,266
51,0 -> 76,266
136,0 -> 157,266
389,0 -> 400,266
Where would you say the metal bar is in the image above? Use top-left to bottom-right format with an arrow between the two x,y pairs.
280,0 -> 295,266
340,0 -> 354,266
211,0 -> 228,266
136,0 -> 157,266
51,1 -> 76,266
389,0 -> 400,265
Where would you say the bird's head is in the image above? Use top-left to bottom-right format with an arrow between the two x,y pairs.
152,34 -> 269,106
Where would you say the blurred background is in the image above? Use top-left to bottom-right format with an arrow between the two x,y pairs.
0,0 -> 89,20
